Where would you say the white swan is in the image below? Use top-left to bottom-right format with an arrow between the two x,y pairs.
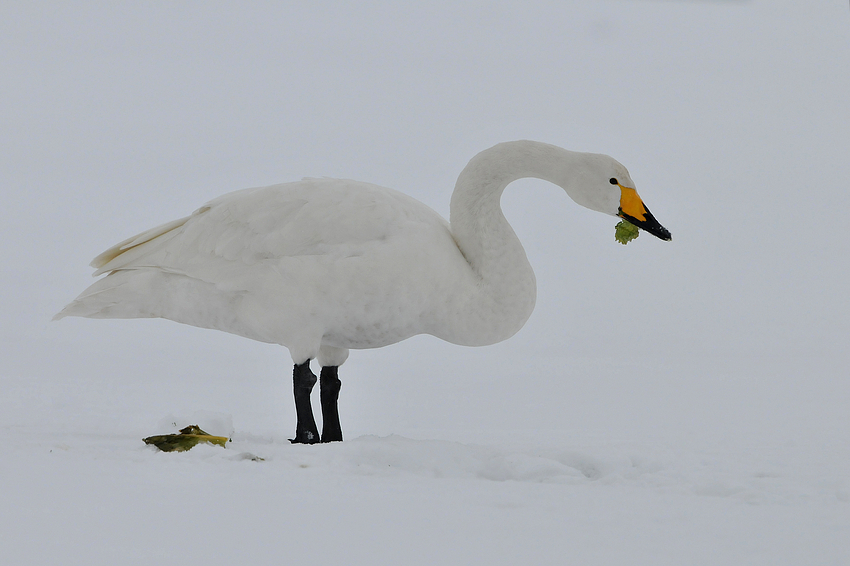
55,141 -> 671,443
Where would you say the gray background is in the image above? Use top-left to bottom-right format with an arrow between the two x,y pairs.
1,3 -> 848,562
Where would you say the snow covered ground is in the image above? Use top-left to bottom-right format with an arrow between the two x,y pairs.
5,431 -> 848,565
3,343 -> 848,565
3,414 -> 848,565
3,2 -> 850,564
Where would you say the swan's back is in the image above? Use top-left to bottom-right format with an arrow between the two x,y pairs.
94,179 -> 446,273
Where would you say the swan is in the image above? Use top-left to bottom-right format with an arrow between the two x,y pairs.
55,141 -> 671,444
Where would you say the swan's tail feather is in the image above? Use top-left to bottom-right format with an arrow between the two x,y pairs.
53,270 -> 158,321
52,269 -> 261,344
54,212 -> 199,321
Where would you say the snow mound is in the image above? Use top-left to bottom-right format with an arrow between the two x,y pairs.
224,434 -> 670,485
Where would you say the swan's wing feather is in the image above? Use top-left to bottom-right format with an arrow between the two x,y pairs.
89,179 -> 448,285
90,215 -> 192,275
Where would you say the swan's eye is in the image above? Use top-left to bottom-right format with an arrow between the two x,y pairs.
609,178 -> 618,185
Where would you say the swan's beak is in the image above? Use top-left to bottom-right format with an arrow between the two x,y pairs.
617,185 -> 672,241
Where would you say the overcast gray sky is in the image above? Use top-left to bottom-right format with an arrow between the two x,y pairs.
2,1 -> 848,441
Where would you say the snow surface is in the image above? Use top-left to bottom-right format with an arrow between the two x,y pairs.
3,352 -> 848,565
3,1 -> 850,564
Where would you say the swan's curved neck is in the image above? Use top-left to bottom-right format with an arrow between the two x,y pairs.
445,141 -> 576,345
450,142 -> 572,266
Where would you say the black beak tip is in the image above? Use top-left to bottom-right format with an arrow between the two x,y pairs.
619,210 -> 672,242
653,225 -> 672,241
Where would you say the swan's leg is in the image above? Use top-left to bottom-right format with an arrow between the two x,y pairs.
290,361 -> 320,444
320,366 -> 342,443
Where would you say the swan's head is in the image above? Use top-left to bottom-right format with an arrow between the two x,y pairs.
561,152 -> 672,241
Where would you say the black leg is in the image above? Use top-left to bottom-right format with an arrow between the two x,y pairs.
320,366 -> 343,443
289,361 -> 319,444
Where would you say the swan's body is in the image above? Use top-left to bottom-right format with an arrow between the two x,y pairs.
56,141 -> 671,443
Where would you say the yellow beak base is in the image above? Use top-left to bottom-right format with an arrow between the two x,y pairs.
617,184 -> 672,241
